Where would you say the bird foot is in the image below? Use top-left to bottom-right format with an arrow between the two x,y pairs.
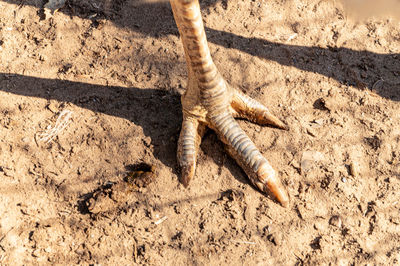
177,74 -> 289,207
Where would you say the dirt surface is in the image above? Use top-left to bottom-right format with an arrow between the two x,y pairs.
0,0 -> 399,265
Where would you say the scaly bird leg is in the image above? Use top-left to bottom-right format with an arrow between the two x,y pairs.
171,0 -> 289,207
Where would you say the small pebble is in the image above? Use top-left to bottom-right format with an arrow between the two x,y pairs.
47,102 -> 59,113
329,215 -> 342,228
143,136 -> 151,147
306,127 -> 317,137
266,232 -> 282,246
313,220 -> 327,231
349,161 -> 359,177
32,249 -> 42,258
313,119 -> 324,126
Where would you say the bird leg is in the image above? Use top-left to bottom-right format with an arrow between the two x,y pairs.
171,0 -> 289,207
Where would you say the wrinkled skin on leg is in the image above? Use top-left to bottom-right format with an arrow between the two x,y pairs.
171,0 -> 289,207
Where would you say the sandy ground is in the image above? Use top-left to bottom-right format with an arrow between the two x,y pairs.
0,0 -> 399,265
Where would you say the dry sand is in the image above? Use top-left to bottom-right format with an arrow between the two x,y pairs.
0,0 -> 399,264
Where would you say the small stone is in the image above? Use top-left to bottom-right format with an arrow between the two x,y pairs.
378,38 -> 387,47
329,215 -> 342,228
341,177 -> 347,183
3,167 -> 13,177
290,160 -> 300,172
349,161 -> 359,177
313,220 -> 327,231
390,216 -> 400,225
32,249 -> 43,258
266,232 -> 282,246
310,236 -> 322,250
47,101 -> 59,113
318,97 -> 335,111
313,119 -> 324,126
143,136 -> 151,147
306,127 -> 317,137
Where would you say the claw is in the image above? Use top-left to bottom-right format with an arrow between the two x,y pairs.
177,116 -> 205,187
212,112 -> 290,207
255,163 -> 289,208
232,89 -> 288,130
257,110 -> 288,130
180,165 -> 194,187
265,180 -> 290,208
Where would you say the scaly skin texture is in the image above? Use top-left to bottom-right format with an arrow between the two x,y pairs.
171,0 -> 289,207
